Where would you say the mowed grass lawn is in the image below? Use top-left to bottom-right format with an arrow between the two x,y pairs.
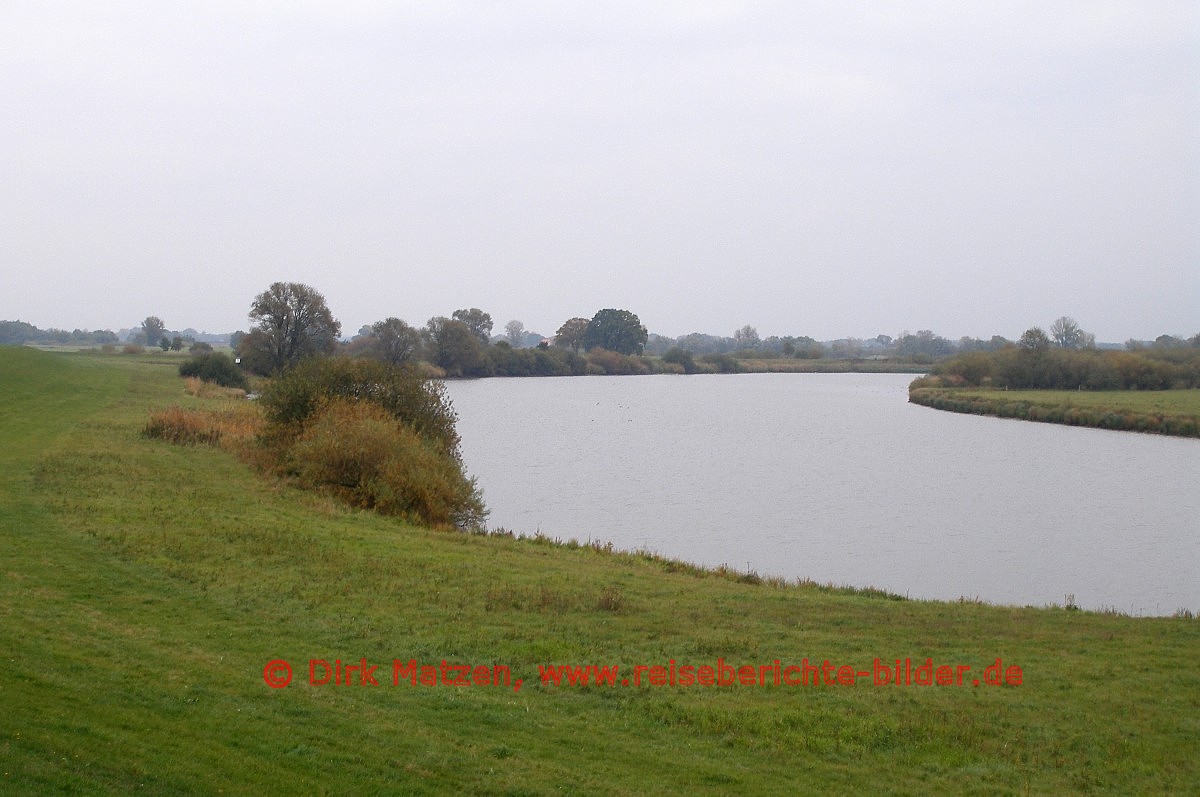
1,347 -> 1197,794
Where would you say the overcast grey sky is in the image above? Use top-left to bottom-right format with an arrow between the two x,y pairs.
2,1 -> 1196,342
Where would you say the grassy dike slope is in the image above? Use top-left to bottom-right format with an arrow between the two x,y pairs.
2,348 -> 1197,795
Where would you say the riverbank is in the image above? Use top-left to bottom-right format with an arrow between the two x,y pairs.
909,385 -> 1200,437
2,347 -> 1197,793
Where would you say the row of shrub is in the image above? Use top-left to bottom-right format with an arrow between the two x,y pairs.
488,344 -> 588,377
187,337 -> 910,384
77,343 -> 149,355
909,389 -> 1199,437
925,346 -> 1200,390
420,344 -> 753,378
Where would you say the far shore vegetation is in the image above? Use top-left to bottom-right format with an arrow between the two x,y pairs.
908,325 -> 1200,437
8,295 -> 1200,441
10,300 -> 1196,382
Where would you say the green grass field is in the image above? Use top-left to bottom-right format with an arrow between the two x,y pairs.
2,347 -> 1198,794
953,387 -> 1200,416
910,385 -> 1200,437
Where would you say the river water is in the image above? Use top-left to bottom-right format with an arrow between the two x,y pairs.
444,373 -> 1198,616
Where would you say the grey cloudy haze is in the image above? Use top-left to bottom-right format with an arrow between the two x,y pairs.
2,1 -> 1197,343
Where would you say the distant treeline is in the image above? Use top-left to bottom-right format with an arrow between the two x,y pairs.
12,302 -> 1199,383
341,336 -> 744,378
0,320 -> 118,346
914,343 -> 1200,391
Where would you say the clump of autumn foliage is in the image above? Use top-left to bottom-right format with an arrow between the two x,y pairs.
146,357 -> 486,530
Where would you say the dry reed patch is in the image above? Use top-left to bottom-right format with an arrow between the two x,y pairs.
183,376 -> 247,400
143,403 -> 263,453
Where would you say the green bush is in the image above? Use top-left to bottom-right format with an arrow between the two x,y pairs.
909,387 -> 1199,438
661,347 -> 697,374
259,357 -> 459,458
290,400 -> 486,529
585,348 -> 650,375
178,352 -> 249,390
935,346 -> 1200,390
700,353 -> 741,373
256,357 -> 486,529
487,344 -> 585,377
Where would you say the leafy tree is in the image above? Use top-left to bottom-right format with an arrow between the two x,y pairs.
673,332 -> 734,355
1154,334 -> 1186,349
451,308 -> 493,343
582,309 -> 648,355
0,320 -> 38,344
1050,316 -> 1092,349
791,336 -> 825,359
1049,316 -> 1078,348
504,320 -> 526,347
170,336 -> 184,351
158,336 -> 171,351
760,336 -> 787,355
243,282 -> 341,373
894,330 -> 953,359
425,317 -> 491,377
554,317 -> 590,352
141,316 -> 166,346
733,325 -> 760,349
369,317 -> 421,366
1019,327 -> 1051,351
234,331 -> 273,375
0,322 -> 117,345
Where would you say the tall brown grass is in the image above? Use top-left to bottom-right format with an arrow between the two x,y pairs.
183,376 -> 247,400
143,403 -> 262,453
